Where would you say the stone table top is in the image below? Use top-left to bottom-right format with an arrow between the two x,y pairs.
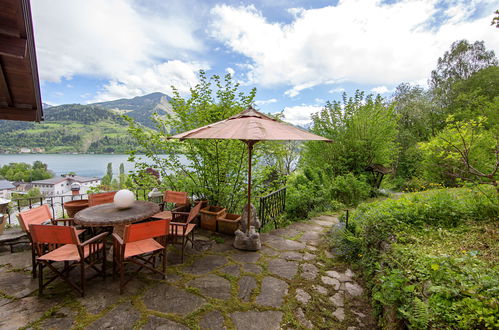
74,201 -> 160,227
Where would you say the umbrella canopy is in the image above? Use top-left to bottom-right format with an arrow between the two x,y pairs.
170,106 -> 331,240
171,107 -> 331,142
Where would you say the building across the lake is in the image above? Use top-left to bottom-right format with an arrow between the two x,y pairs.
31,175 -> 101,196
0,180 -> 16,199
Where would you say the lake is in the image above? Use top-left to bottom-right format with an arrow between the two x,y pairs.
0,154 -> 163,178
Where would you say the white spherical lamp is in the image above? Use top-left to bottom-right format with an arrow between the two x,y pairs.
114,189 -> 135,209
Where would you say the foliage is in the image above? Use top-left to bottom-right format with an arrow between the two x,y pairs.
0,161 -> 53,182
302,90 -> 399,178
420,116 -> 498,190
10,188 -> 43,207
332,187 -> 499,329
127,71 -> 257,212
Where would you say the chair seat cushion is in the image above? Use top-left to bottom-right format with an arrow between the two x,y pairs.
38,243 -> 104,262
150,211 -> 172,220
124,238 -> 165,258
170,223 -> 196,237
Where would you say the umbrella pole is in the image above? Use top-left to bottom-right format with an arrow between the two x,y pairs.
246,141 -> 255,235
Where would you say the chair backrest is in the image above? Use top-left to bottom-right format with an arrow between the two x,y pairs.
186,202 -> 203,224
18,204 -> 53,233
123,219 -> 170,243
29,224 -> 78,245
164,191 -> 188,205
88,192 -> 116,207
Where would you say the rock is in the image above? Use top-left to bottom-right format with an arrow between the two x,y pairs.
238,276 -> 257,302
0,296 -> 58,329
302,252 -> 316,261
280,251 -> 303,261
353,310 -> 366,318
256,277 -> 288,307
307,246 -> 317,251
345,282 -> 364,297
231,251 -> 261,263
296,308 -> 313,329
0,271 -> 38,298
321,276 -> 340,290
259,247 -> 279,256
143,284 -> 206,315
329,292 -> 344,307
295,289 -> 311,304
325,270 -> 352,282
332,308 -> 345,321
199,311 -> 226,330
265,236 -> 306,251
313,285 -> 328,295
267,258 -> 298,279
143,316 -> 188,330
87,302 -> 140,329
39,307 -> 75,330
184,255 -> 228,274
188,274 -> 232,300
345,269 -> 355,278
300,263 -> 318,280
242,263 -> 262,274
234,227 -> 261,251
220,264 -> 240,277
230,311 -> 283,330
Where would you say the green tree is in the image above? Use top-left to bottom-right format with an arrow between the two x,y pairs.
421,116 -> 498,191
0,162 -> 53,182
119,163 -> 127,188
101,162 -> 113,187
126,71 -> 257,212
302,91 -> 399,178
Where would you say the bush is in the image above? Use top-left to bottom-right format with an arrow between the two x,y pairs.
330,173 -> 371,206
332,186 -> 499,329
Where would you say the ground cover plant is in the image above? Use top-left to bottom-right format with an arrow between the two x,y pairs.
331,187 -> 498,329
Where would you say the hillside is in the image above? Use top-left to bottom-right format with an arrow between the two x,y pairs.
0,93 -> 172,154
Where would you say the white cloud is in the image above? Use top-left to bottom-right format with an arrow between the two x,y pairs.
211,1 -> 499,96
32,0 -> 204,84
371,86 -> 391,94
225,67 -> 235,76
255,98 -> 278,106
282,105 -> 322,126
329,87 -> 345,94
91,60 -> 207,102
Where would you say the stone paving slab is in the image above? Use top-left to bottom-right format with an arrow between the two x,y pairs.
0,215 -> 376,329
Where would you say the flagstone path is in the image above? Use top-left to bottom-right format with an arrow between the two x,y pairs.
0,215 -> 376,329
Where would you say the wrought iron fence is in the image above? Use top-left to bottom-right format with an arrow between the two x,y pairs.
258,187 -> 286,230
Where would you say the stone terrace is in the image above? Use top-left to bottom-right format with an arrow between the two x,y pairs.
0,215 -> 376,329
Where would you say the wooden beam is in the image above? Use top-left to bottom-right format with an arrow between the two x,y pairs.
0,62 -> 13,106
0,33 -> 27,58
0,106 -> 37,121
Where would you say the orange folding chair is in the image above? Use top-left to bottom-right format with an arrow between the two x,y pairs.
112,219 -> 170,294
170,201 -> 202,263
18,204 -> 85,278
88,191 -> 116,206
150,190 -> 189,220
29,224 -> 108,297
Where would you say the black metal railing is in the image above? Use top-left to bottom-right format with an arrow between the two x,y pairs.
258,187 -> 286,230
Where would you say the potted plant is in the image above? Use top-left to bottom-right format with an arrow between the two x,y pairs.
217,213 -> 241,235
200,206 -> 226,231
64,199 -> 89,217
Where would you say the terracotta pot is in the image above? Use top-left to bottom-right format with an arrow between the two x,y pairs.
200,206 -> 226,231
64,199 -> 89,218
217,213 -> 241,235
0,215 -> 5,235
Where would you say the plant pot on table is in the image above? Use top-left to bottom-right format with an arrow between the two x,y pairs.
217,213 -> 241,235
64,199 -> 89,218
200,206 -> 226,231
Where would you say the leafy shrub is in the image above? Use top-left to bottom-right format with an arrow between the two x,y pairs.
333,186 -> 499,329
330,173 -> 371,206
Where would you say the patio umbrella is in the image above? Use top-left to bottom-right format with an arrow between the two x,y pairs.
170,107 -> 331,247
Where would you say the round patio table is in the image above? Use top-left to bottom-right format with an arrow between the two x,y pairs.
74,201 -> 160,236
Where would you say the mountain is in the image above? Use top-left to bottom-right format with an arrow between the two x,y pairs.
42,102 -> 53,109
0,92 -> 172,154
91,92 -> 173,128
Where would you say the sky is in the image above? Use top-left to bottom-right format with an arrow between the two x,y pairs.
32,0 -> 499,125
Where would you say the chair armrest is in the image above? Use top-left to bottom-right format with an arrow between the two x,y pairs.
81,232 -> 109,246
111,232 -> 124,245
52,217 -> 75,225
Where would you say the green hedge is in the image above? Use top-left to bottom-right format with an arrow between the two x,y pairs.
333,187 -> 498,329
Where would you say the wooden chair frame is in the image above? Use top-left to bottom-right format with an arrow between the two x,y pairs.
18,204 -> 83,278
29,224 -> 108,297
170,202 -> 202,263
88,191 -> 116,207
112,219 -> 170,294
